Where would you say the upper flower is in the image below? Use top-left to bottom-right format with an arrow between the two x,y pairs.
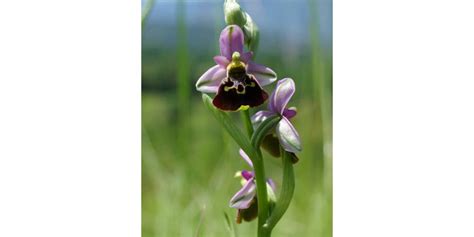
229,149 -> 276,223
196,25 -> 277,111
252,78 -> 302,153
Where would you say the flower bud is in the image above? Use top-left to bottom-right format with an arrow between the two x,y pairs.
224,0 -> 246,26
223,0 -> 260,54
242,12 -> 260,53
236,182 -> 276,224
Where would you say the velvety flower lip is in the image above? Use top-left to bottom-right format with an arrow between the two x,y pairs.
252,78 -> 302,153
229,150 -> 276,210
195,25 -> 277,108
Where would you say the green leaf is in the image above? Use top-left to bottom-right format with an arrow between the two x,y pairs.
202,94 -> 255,159
251,115 -> 281,149
240,109 -> 254,138
264,150 -> 295,231
243,12 -> 260,54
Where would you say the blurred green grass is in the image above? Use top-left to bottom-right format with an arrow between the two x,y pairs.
142,92 -> 332,236
142,1 -> 332,236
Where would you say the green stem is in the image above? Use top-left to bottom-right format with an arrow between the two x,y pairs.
241,109 -> 269,237
203,95 -> 275,237
240,109 -> 254,137
264,147 -> 295,232
253,149 -> 269,237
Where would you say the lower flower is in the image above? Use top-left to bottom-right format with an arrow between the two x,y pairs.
229,150 -> 277,223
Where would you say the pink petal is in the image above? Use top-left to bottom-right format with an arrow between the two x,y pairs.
213,56 -> 229,68
219,25 -> 244,60
251,110 -> 275,128
269,78 -> 295,114
241,170 -> 254,181
239,149 -> 253,167
240,51 -> 253,64
195,65 -> 226,93
283,107 -> 297,119
276,116 -> 302,153
247,62 -> 277,87
229,178 -> 256,209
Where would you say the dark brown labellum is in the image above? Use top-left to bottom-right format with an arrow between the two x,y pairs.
288,152 -> 299,164
261,134 -> 281,157
213,71 -> 268,111
236,197 -> 258,224
261,134 -> 300,163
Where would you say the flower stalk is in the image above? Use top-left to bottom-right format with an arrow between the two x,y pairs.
251,148 -> 270,237
203,94 -> 278,237
198,4 -> 303,236
241,109 -> 254,137
243,110 -> 272,237
202,81 -> 300,237
241,108 -> 271,234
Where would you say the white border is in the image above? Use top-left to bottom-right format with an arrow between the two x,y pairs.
0,1 -> 140,236
1,0 -> 474,236
335,0 -> 474,236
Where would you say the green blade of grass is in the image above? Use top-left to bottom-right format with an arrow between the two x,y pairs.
176,0 -> 190,159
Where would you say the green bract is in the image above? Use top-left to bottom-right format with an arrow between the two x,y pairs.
223,0 -> 260,54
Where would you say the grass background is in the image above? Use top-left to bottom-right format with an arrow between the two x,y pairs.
142,0 -> 332,236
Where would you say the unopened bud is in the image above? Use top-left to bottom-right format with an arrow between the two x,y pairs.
224,0 -> 246,26
242,13 -> 260,53
223,0 -> 260,55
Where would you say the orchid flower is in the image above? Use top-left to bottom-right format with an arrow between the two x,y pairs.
196,25 -> 277,111
252,78 -> 302,153
229,149 -> 276,223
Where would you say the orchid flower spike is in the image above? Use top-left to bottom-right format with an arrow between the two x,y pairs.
196,25 -> 277,111
229,149 -> 276,223
252,78 -> 302,154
